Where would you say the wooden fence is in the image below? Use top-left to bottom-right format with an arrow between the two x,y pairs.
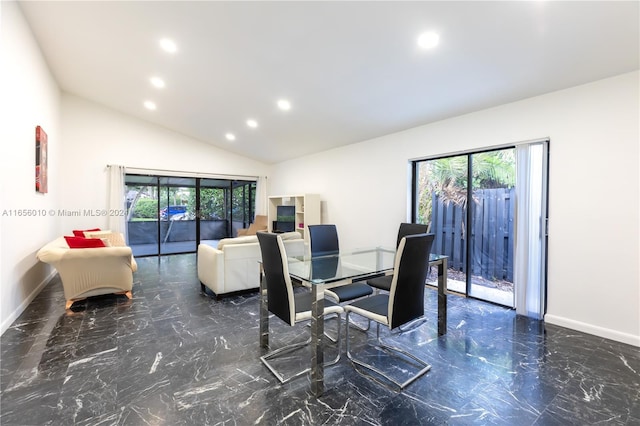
430,188 -> 514,282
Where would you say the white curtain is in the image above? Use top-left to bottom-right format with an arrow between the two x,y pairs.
108,165 -> 126,235
255,176 -> 267,218
514,142 -> 548,319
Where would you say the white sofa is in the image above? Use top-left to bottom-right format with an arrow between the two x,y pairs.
198,231 -> 305,298
36,232 -> 137,309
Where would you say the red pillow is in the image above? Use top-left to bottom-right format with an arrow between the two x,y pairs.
64,236 -> 106,248
72,228 -> 101,237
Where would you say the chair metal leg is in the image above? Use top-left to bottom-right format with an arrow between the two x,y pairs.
325,313 -> 341,367
310,316 -> 369,337
307,312 -> 340,343
397,317 -> 428,333
261,313 -> 341,384
345,311 -> 431,390
260,337 -> 312,384
348,316 -> 371,332
323,292 -> 371,333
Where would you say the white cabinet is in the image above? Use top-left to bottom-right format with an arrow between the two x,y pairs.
267,194 -> 320,242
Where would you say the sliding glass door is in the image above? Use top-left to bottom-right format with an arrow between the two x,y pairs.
125,174 -> 257,257
415,154 -> 469,294
413,142 -> 548,314
125,175 -> 160,257
468,150 -> 516,306
159,177 -> 196,255
414,148 -> 518,307
199,180 -> 229,247
198,179 -> 256,246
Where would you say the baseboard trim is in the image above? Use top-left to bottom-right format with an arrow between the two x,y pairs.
544,314 -> 640,347
0,270 -> 57,335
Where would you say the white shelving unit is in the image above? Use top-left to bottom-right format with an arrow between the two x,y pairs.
267,194 -> 320,242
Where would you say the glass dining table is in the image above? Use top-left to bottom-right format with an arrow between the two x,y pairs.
259,247 -> 448,397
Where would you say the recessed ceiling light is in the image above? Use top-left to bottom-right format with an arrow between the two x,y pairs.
225,133 -> 236,141
159,38 -> 177,53
246,119 -> 258,128
277,99 -> 291,111
144,100 -> 157,110
150,77 -> 165,89
417,31 -> 440,49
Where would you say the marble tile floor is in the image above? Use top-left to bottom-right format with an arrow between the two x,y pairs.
1,254 -> 638,425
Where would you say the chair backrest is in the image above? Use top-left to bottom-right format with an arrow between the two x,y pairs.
310,256 -> 339,280
257,232 -> 296,326
308,224 -> 339,257
396,223 -> 429,248
388,233 -> 435,329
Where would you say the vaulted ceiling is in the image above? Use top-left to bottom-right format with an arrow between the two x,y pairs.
19,1 -> 639,163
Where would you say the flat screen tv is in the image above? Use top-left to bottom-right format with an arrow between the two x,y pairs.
274,205 -> 295,232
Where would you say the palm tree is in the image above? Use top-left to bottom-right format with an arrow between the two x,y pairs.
472,151 -> 515,190
417,150 -> 515,224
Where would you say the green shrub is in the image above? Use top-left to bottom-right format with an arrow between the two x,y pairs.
133,198 -> 158,219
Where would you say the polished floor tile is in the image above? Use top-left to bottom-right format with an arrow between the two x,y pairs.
1,254 -> 638,425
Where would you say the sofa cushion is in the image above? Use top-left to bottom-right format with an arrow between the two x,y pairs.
217,235 -> 258,250
279,231 -> 301,241
72,228 -> 101,237
64,236 -> 106,248
216,231 -> 301,250
84,230 -> 124,247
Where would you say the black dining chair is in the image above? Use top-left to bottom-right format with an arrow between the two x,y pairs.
366,223 -> 429,292
256,232 -> 343,384
308,224 -> 374,303
344,233 -> 435,389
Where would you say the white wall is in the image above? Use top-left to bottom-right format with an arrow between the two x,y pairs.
0,3 -> 272,333
270,71 -> 640,347
58,94 -> 271,232
0,1 -> 62,332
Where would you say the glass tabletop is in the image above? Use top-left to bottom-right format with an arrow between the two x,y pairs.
429,253 -> 447,262
287,247 -> 447,285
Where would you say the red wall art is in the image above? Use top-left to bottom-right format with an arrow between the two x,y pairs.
36,125 -> 48,193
